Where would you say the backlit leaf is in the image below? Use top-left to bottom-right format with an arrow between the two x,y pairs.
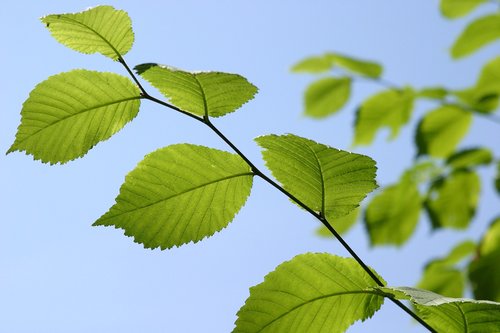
426,170 -> 480,229
329,53 -> 383,78
446,147 -> 493,169
41,5 -> 134,60
380,287 -> 500,332
304,77 -> 351,118
417,86 -> 448,99
416,105 -> 472,158
316,207 -> 359,237
354,87 -> 415,146
451,14 -> 500,59
93,144 -> 253,250
440,0 -> 486,19
291,54 -> 336,73
7,70 -> 141,164
364,179 -> 422,246
255,134 -> 377,220
135,63 -> 257,118
234,253 -> 385,333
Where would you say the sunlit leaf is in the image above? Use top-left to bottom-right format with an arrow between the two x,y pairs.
416,105 -> 472,158
7,70 -> 141,164
451,14 -> 500,59
291,54 -> 336,73
234,253 -> 385,333
328,53 -> 383,78
93,144 -> 253,250
304,77 -> 351,118
446,147 -> 493,169
380,287 -> 500,332
426,170 -> 480,229
135,63 -> 257,118
316,207 -> 359,237
255,134 -> 377,220
417,87 -> 448,99
401,160 -> 442,184
354,87 -> 415,146
364,179 -> 421,246
440,0 -> 486,19
41,5 -> 134,60
469,217 -> 500,301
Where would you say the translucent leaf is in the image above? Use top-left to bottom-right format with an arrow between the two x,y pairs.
255,134 -> 377,220
93,144 -> 253,250
451,14 -> 500,59
233,253 -> 385,333
135,63 -> 257,118
353,87 -> 415,146
328,53 -> 383,78
446,147 -> 493,169
469,217 -> 500,301
380,286 -> 500,332
417,86 -> 448,99
291,54 -> 336,73
416,105 -> 472,158
41,5 -> 134,60
437,240 -> 477,265
401,160 -> 443,185
426,170 -> 480,229
304,77 -> 351,118
364,179 -> 422,246
316,207 -> 359,237
440,0 -> 486,19
7,70 -> 141,164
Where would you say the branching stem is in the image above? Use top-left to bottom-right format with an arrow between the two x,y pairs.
118,57 -> 437,333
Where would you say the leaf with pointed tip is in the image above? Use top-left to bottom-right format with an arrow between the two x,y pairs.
354,87 -> 415,146
255,134 -> 377,220
233,253 -> 385,333
304,77 -> 351,118
417,86 -> 448,99
316,207 -> 359,237
446,147 -> 492,169
426,170 -> 480,229
135,63 -> 257,118
440,0 -> 486,19
416,105 -> 472,158
7,70 -> 141,164
93,144 -> 253,250
364,179 -> 421,246
469,217 -> 500,301
291,54 -> 336,73
379,286 -> 500,332
41,5 -> 134,60
451,14 -> 500,59
329,53 -> 383,78
401,160 -> 442,185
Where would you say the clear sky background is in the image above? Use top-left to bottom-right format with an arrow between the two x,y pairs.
1,1 -> 499,332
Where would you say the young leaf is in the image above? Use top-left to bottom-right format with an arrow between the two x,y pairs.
329,53 -> 383,78
364,179 -> 422,246
440,0 -> 486,19
304,77 -> 351,118
93,144 -> 253,250
446,147 -> 493,169
417,86 -> 448,99
135,63 -> 257,118
316,207 -> 359,237
7,70 -> 141,164
255,134 -> 377,220
451,14 -> 500,59
41,5 -> 134,60
233,253 -> 385,333
379,286 -> 500,332
426,170 -> 480,229
469,217 -> 500,301
353,87 -> 415,146
416,105 -> 472,158
291,54 -> 336,73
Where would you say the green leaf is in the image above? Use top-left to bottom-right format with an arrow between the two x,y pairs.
234,253 -> 385,333
364,179 -> 422,246
353,87 -> 415,146
380,286 -> 500,332
316,207 -> 359,237
496,161 -> 500,194
255,134 -> 377,220
469,217 -> 500,301
451,14 -> 500,59
7,70 -> 141,164
440,0 -> 486,19
417,86 -> 448,99
416,105 -> 472,158
135,63 -> 257,118
437,240 -> 477,265
328,53 -> 383,78
41,5 -> 134,60
291,54 -> 336,73
304,77 -> 351,118
93,144 -> 253,250
401,160 -> 443,185
426,170 -> 480,229
446,147 -> 493,169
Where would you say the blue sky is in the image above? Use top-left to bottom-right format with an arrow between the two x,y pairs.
1,1 -> 499,332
